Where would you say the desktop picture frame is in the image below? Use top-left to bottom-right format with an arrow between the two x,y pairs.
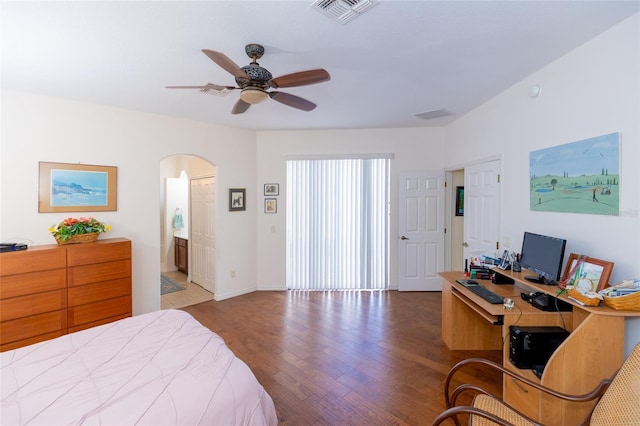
562,253 -> 614,292
455,186 -> 464,216
38,161 -> 117,213
229,188 -> 246,211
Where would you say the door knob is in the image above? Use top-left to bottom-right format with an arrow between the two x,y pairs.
463,242 -> 468,247
401,236 -> 409,240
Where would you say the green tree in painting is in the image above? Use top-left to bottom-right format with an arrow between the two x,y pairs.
550,178 -> 558,190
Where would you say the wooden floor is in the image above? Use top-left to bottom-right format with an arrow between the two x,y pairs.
182,290 -> 502,425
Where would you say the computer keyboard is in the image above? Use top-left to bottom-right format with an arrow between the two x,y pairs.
456,279 -> 504,304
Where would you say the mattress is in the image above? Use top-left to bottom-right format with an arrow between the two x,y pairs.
1,309 -> 278,426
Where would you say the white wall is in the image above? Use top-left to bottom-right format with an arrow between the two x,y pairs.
255,128 -> 445,290
444,14 -> 640,351
0,90 -> 257,314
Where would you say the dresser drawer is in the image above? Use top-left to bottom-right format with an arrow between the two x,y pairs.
68,278 -> 131,306
0,246 -> 66,276
68,295 -> 131,328
66,239 -> 131,266
1,330 -> 66,352
68,259 -> 131,287
68,313 -> 130,334
0,310 -> 67,346
0,269 -> 66,299
0,289 -> 67,321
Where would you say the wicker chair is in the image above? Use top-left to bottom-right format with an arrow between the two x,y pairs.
432,342 -> 640,425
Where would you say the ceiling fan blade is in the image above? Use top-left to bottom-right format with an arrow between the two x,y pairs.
202,49 -> 250,80
269,91 -> 316,111
232,99 -> 251,114
165,84 -> 236,91
270,69 -> 330,88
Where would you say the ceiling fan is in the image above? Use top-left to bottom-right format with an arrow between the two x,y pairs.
166,43 -> 330,114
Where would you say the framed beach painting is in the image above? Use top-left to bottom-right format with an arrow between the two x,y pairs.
39,162 -> 117,212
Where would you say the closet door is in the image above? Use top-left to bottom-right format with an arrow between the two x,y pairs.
190,175 -> 216,294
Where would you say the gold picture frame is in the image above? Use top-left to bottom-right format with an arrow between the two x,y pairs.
38,162 -> 117,213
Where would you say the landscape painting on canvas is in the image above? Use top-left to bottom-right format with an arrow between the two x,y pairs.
529,133 -> 619,215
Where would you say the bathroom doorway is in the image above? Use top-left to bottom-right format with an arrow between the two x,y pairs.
159,155 -> 216,309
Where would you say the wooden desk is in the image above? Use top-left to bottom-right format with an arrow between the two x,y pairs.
440,270 -> 639,425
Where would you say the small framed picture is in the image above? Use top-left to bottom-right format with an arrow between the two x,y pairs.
562,253 -> 614,291
455,186 -> 464,216
264,198 -> 277,214
264,183 -> 279,196
229,188 -> 246,211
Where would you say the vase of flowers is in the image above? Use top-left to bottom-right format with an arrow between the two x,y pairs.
49,217 -> 111,245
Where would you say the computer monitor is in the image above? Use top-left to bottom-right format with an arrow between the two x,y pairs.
519,232 -> 567,285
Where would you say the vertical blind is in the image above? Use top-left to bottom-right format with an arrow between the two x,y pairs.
286,157 -> 390,290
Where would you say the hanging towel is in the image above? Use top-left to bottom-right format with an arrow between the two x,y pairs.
173,208 -> 184,229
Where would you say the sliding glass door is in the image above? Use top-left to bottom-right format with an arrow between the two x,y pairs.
286,156 -> 390,290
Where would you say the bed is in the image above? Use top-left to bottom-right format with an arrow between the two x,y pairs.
1,309 -> 278,425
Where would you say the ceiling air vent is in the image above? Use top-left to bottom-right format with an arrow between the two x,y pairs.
414,109 -> 455,121
311,0 -> 378,24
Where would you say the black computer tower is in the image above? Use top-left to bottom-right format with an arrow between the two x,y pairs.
509,325 -> 570,370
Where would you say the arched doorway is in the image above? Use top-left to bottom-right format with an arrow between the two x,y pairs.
159,155 -> 216,309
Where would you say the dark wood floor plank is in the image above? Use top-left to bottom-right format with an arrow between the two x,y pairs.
182,290 -> 502,425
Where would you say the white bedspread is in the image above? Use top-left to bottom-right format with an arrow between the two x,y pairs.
1,309 -> 278,426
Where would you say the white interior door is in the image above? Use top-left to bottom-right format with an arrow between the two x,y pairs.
398,171 -> 445,291
463,160 -> 501,266
190,175 -> 216,294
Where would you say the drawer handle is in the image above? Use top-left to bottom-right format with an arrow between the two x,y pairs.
511,378 -> 529,393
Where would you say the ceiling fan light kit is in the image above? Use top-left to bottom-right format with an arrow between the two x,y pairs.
240,87 -> 269,104
167,43 -> 330,114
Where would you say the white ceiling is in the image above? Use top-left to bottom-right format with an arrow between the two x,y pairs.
2,1 -> 638,131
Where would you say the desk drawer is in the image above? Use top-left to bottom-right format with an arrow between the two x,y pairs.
504,373 -> 541,421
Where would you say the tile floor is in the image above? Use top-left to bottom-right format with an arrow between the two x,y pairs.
160,270 -> 215,310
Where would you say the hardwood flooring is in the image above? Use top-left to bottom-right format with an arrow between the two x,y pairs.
182,290 -> 502,425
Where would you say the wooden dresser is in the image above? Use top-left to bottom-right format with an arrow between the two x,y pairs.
0,238 -> 131,351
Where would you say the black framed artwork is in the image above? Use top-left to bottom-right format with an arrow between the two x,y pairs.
229,188 -> 246,211
264,183 -> 279,196
455,186 -> 464,216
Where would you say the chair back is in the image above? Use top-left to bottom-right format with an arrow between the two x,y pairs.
589,342 -> 640,425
